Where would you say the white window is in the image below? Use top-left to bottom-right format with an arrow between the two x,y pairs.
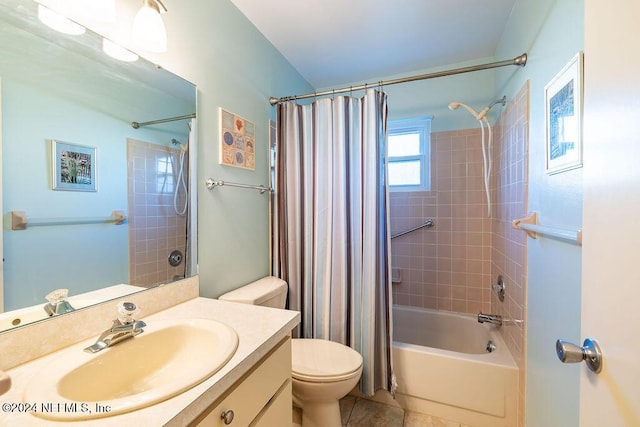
387,117 -> 431,191
156,156 -> 174,193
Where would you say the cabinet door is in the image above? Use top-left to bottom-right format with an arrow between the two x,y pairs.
194,337 -> 291,427
251,380 -> 292,427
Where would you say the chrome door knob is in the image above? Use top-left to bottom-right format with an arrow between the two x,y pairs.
556,338 -> 603,373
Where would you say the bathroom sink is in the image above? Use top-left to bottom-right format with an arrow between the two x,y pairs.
24,318 -> 239,420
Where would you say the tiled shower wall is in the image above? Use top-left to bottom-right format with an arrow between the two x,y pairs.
127,138 -> 188,287
490,82 -> 529,427
389,82 -> 530,426
390,128 -> 492,315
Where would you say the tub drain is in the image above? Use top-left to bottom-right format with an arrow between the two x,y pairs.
486,340 -> 496,353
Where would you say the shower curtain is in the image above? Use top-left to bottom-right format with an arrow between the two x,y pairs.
271,89 -> 395,396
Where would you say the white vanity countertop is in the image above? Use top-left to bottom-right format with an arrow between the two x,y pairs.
0,297 -> 300,426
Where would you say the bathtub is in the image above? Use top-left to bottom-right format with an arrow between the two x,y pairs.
389,305 -> 518,427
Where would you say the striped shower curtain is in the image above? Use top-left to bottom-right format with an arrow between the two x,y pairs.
271,89 -> 395,396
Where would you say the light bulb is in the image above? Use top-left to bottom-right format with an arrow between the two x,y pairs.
132,0 -> 167,53
102,38 -> 139,62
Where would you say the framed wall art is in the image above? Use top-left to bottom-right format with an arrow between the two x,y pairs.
545,52 -> 583,174
51,140 -> 97,191
219,108 -> 256,170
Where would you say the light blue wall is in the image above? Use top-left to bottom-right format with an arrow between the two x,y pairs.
146,0 -> 313,297
495,1 -> 584,426
0,0 -> 312,307
1,79 -> 185,310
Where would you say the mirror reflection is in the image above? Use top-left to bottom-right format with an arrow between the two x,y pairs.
0,0 -> 197,332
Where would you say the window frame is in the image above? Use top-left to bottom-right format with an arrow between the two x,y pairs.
387,117 -> 432,192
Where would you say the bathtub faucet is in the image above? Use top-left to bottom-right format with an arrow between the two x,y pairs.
477,312 -> 502,326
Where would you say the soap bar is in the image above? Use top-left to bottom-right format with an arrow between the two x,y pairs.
0,371 -> 11,396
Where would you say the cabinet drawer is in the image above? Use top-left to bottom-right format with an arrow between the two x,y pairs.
194,337 -> 291,427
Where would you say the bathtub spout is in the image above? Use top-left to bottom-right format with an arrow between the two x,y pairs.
477,313 -> 502,326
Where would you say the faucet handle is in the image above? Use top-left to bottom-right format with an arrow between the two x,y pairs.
45,288 -> 69,304
117,302 -> 139,324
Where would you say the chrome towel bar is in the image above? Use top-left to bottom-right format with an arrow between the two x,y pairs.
205,178 -> 271,194
391,218 -> 434,240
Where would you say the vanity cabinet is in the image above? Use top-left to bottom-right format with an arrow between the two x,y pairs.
192,336 -> 292,426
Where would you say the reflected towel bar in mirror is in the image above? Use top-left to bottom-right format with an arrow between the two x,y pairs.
11,210 -> 126,230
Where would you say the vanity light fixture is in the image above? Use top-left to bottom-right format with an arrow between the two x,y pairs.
37,4 -> 86,35
102,38 -> 139,62
132,0 -> 168,53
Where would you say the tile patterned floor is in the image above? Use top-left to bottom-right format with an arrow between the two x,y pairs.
338,396 -> 470,427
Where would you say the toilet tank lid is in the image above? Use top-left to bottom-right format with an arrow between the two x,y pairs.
218,276 -> 287,305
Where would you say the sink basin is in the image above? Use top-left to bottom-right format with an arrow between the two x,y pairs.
24,318 -> 239,420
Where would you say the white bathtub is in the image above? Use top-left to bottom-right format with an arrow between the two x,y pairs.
390,305 -> 518,427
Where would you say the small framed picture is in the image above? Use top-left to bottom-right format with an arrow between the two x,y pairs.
545,52 -> 583,174
51,140 -> 97,191
219,108 -> 256,170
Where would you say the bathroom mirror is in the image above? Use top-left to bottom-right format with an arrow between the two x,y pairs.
0,0 -> 197,332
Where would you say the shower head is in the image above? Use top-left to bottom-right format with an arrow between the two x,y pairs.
489,96 -> 507,108
476,96 -> 507,120
448,101 -> 481,119
171,138 -> 187,152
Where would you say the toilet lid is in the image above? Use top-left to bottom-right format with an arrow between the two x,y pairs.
291,339 -> 363,383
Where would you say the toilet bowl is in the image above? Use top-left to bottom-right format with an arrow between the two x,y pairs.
291,338 -> 363,427
218,277 -> 363,427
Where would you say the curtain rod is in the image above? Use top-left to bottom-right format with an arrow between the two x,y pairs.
131,113 -> 196,129
269,53 -> 527,106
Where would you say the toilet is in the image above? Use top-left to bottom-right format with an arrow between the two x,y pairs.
219,277 -> 363,427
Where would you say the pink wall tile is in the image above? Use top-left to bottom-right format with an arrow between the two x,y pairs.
389,84 -> 530,426
490,82 -> 529,427
127,139 -> 189,287
391,129 -> 493,315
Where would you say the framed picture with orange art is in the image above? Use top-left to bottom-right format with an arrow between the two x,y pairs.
219,108 -> 255,170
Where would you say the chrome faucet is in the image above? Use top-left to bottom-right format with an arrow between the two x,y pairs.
43,289 -> 75,316
84,302 -> 146,353
477,312 -> 503,326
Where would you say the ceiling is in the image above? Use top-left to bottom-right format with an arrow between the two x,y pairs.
229,0 -> 517,89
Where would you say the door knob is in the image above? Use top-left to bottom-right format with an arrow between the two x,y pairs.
556,338 -> 603,373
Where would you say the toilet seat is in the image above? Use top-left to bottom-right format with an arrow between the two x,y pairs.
291,338 -> 363,383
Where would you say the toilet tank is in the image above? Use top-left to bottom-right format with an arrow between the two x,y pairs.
218,276 -> 288,309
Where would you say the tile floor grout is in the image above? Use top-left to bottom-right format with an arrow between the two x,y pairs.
339,395 -> 469,427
